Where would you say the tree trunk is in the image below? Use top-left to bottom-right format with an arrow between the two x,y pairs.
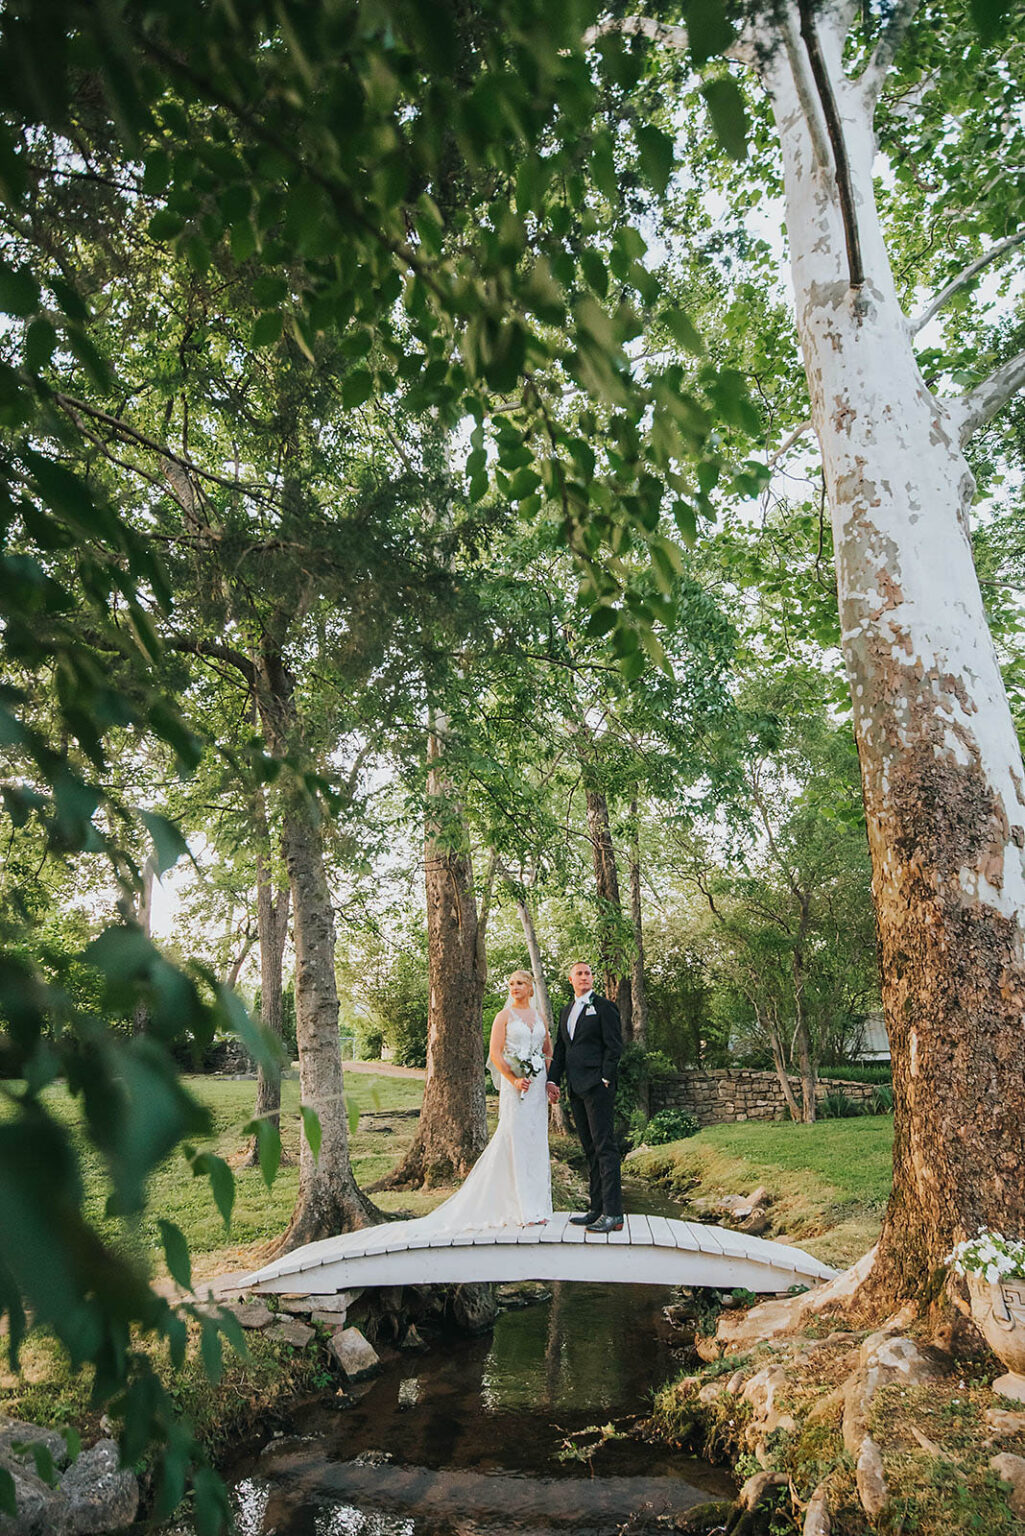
758,998 -> 802,1123
761,10 -> 1025,1291
792,942 -> 816,1123
628,800 -> 648,1052
242,793 -> 290,1169
585,787 -> 634,1036
514,891 -> 568,1136
256,652 -> 377,1247
131,858 -> 155,1036
376,722 -> 488,1189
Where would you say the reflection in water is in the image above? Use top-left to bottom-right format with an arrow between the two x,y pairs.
232,1477 -> 272,1536
314,1508 -> 415,1536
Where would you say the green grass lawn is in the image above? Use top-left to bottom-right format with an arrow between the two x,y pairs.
628,1116 -> 894,1269
24,1071 -> 431,1279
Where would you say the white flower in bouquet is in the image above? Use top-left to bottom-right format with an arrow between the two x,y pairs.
508,1049 -> 546,1099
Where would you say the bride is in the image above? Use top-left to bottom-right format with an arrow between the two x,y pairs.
239,970 -> 555,1292
414,968 -> 554,1231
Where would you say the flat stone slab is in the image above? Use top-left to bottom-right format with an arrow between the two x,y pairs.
279,1290 -> 361,1315
264,1320 -> 315,1348
223,1301 -> 275,1329
310,1310 -> 348,1329
327,1327 -> 380,1380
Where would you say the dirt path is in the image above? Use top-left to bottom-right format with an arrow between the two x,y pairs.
344,1059 -> 426,1080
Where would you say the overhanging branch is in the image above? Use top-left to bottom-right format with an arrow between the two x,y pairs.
581,12 -> 754,65
167,634 -> 257,685
909,230 -> 1025,336
858,0 -> 920,106
950,348 -> 1025,445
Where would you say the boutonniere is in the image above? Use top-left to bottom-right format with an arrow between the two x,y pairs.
584,1004 -> 597,1016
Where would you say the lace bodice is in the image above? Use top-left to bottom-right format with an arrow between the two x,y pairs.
503,1006 -> 546,1063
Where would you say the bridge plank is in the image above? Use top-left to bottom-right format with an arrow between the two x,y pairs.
626,1214 -> 653,1246
676,1221 -> 726,1255
646,1215 -> 678,1249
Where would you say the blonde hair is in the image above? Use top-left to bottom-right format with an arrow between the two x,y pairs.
507,969 -> 534,990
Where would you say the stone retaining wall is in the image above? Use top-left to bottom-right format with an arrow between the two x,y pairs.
650,1069 -> 878,1124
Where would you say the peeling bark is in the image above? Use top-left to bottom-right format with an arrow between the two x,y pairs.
758,5 -> 1025,1292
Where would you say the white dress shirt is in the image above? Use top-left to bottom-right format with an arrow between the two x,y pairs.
567,990 -> 592,1040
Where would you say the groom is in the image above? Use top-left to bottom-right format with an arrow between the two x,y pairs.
546,960 -> 624,1233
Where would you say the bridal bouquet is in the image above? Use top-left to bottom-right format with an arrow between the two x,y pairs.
508,1049 -> 546,1100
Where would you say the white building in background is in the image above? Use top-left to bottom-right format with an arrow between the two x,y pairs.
857,1013 -> 891,1062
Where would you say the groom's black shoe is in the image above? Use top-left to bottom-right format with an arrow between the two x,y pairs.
569,1210 -> 601,1226
585,1214 -> 624,1233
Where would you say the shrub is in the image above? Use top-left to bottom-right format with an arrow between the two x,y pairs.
820,1063 -> 891,1085
870,1083 -> 894,1115
626,1106 -> 649,1148
645,1107 -> 700,1144
615,1042 -> 675,1121
355,1023 -> 384,1060
819,1090 -> 865,1119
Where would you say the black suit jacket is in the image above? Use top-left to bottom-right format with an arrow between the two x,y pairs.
548,992 -> 623,1096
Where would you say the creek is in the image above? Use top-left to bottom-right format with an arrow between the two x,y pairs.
222,1180 -> 733,1536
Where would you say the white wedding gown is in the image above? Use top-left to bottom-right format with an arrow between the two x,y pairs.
239,1008 -> 553,1294
411,1006 -> 552,1231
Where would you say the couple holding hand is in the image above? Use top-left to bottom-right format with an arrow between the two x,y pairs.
414,959 -> 624,1239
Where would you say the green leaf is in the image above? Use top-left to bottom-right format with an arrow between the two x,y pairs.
60,1426 -> 81,1464
157,1220 -> 193,1292
229,220 -> 258,262
216,985 -> 282,1074
301,1103 -> 324,1160
242,1117 -> 281,1189
199,1317 -> 222,1385
250,311 -> 282,348
662,309 -> 704,355
673,501 -> 698,545
701,78 -> 749,162
968,0 -> 1015,37
636,125 -> 675,194
84,924 -> 154,980
147,209 -> 185,242
192,1464 -> 229,1536
24,318 -> 56,371
685,0 -> 736,63
27,1444 -> 56,1487
191,1152 -> 234,1232
142,150 -> 170,194
580,248 -> 608,299
0,1467 -> 14,1517
0,263 -> 39,317
342,370 -> 374,408
138,810 -> 189,875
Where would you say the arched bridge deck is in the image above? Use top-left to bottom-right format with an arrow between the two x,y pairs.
239,1212 -> 837,1296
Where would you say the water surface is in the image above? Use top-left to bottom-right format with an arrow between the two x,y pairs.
224,1183 -> 732,1536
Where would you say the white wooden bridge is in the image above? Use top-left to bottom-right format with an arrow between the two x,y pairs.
238,1212 -> 837,1297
